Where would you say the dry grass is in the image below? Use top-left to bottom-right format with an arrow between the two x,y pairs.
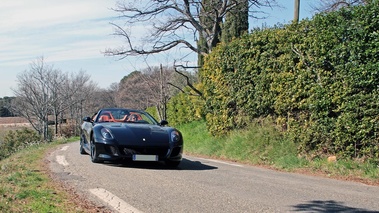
0,117 -> 31,141
0,117 -> 28,124
0,117 -> 29,127
0,117 -> 31,136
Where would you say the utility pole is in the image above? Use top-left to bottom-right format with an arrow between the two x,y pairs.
159,64 -> 167,120
294,0 -> 300,23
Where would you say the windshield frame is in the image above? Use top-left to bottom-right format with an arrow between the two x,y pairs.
94,108 -> 159,125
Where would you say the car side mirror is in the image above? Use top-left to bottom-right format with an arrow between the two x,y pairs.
159,120 -> 168,126
83,117 -> 92,122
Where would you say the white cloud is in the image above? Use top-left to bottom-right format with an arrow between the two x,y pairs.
0,0 -> 125,96
0,0 -> 120,66
0,0 -> 197,69
0,0 -> 115,31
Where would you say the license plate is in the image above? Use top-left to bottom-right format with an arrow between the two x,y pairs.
133,154 -> 158,161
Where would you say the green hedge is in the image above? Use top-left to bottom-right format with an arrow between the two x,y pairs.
166,85 -> 205,126
201,2 -> 379,161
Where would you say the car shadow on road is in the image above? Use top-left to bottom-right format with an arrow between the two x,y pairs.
105,158 -> 218,171
291,200 -> 379,212
178,158 -> 218,170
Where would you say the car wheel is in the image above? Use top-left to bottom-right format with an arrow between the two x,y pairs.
165,160 -> 180,168
80,136 -> 87,155
90,139 -> 102,163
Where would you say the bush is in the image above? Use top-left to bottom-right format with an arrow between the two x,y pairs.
145,106 -> 159,121
59,124 -> 78,138
166,85 -> 205,126
0,128 -> 42,160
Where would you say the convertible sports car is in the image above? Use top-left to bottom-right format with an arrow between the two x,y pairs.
80,108 -> 183,167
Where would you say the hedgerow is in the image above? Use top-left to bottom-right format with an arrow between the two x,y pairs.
200,2 -> 379,161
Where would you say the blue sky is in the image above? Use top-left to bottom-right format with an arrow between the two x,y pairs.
0,0 -> 315,97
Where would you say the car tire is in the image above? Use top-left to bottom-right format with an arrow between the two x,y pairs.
165,160 -> 180,168
80,136 -> 87,155
90,139 -> 102,163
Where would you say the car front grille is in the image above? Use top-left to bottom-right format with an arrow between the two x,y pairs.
120,146 -> 169,157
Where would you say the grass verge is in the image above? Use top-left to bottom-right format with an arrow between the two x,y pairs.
178,120 -> 379,185
0,137 -> 106,213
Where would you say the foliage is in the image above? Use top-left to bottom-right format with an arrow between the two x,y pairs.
166,85 -> 205,126
145,106 -> 159,121
312,0 -> 370,12
0,97 -> 15,117
0,128 -> 42,161
201,2 -> 379,161
201,27 -> 281,135
221,0 -> 249,43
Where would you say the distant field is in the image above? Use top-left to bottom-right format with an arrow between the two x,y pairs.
0,117 -> 31,141
0,117 -> 30,127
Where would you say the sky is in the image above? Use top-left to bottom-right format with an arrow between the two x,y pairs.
0,0 -> 315,97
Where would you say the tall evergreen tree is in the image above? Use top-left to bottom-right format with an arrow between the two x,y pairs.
198,0 -> 223,67
222,0 -> 249,43
198,0 -> 249,66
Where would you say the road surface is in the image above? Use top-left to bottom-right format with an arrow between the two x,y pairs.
47,142 -> 379,213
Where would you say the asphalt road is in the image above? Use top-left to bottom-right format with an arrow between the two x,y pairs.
47,142 -> 379,213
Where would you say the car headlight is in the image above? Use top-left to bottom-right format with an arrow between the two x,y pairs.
101,128 -> 113,139
171,131 -> 181,143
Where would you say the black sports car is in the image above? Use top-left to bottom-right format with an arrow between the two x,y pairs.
80,108 -> 183,167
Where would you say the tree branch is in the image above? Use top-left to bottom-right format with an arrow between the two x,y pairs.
107,0 -> 277,59
173,65 -> 204,99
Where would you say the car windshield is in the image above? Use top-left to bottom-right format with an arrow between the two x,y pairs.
96,109 -> 158,125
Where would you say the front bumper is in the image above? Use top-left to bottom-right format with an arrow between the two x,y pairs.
94,143 -> 183,162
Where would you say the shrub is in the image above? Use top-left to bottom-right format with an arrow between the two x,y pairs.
0,128 -> 42,160
166,85 -> 205,126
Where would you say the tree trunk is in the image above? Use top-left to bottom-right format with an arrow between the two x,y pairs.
294,0 -> 300,23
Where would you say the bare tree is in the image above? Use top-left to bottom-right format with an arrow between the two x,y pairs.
311,0 -> 368,12
53,70 -> 94,136
105,0 -> 277,59
12,57 -> 54,140
47,68 -> 66,136
12,57 -> 95,140
67,80 -> 99,136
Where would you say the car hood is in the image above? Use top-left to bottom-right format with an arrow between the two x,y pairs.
101,123 -> 170,146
